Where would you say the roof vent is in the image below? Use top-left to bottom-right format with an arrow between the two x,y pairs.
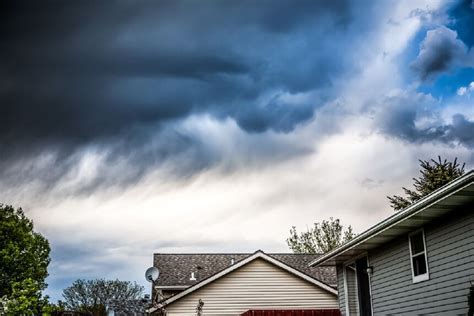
190,272 -> 197,281
230,258 -> 235,265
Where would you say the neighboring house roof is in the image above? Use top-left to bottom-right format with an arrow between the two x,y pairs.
107,299 -> 148,315
309,170 -> 474,267
153,252 -> 336,288
150,250 -> 337,312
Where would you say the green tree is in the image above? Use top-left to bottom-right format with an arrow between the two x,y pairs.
388,156 -> 465,211
287,217 -> 356,254
62,279 -> 144,316
0,204 -> 51,313
4,278 -> 51,315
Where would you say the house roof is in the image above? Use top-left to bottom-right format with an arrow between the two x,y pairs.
309,170 -> 474,267
150,250 -> 337,311
153,252 -> 337,288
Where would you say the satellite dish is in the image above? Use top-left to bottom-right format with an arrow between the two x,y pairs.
145,267 -> 160,282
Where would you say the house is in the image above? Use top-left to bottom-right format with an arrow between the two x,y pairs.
309,170 -> 474,315
149,251 -> 340,315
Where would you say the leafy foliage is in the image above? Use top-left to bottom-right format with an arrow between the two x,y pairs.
287,217 -> 355,254
0,204 -> 51,314
4,278 -> 51,315
388,157 -> 465,211
62,279 -> 145,315
44,300 -> 67,314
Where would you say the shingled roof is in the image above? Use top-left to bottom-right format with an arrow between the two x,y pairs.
153,252 -> 336,288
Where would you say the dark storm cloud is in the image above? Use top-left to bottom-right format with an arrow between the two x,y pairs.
0,0 -> 360,190
375,92 -> 474,148
445,114 -> 474,147
411,26 -> 472,80
235,94 -> 315,133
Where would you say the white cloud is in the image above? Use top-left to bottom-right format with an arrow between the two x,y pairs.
457,81 -> 474,96
457,86 -> 468,96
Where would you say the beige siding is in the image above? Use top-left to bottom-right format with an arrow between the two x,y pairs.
165,258 -> 338,315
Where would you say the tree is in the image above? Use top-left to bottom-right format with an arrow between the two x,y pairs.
0,204 -> 51,313
388,156 -> 465,211
62,279 -> 145,316
287,217 -> 356,254
4,278 -> 51,315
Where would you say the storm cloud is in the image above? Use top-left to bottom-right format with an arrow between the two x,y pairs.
2,1 -> 474,193
0,0 -> 359,191
0,0 -> 351,141
411,26 -> 473,80
374,91 -> 474,147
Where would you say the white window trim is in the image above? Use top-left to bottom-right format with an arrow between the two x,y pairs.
408,228 -> 430,283
343,262 -> 358,316
343,253 -> 374,316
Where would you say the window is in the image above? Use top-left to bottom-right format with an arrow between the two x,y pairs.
409,229 -> 429,283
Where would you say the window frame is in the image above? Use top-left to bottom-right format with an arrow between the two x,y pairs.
343,261 -> 359,316
408,228 -> 430,283
343,253 -> 373,316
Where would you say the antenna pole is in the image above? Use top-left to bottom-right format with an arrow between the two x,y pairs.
151,279 -> 167,315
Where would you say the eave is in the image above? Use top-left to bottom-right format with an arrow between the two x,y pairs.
309,170 -> 474,266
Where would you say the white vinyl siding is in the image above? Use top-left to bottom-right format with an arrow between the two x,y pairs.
165,258 -> 338,315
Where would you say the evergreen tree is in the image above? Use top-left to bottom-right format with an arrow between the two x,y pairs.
388,157 -> 465,211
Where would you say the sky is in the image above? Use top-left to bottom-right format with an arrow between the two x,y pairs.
1,0 -> 474,302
